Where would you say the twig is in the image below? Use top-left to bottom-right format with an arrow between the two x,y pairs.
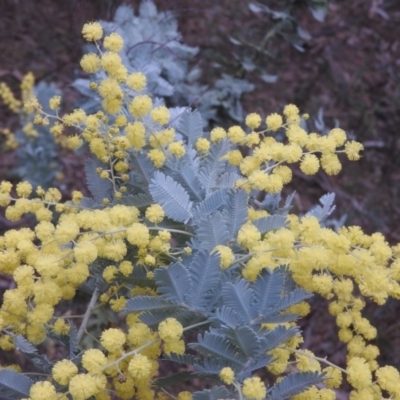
77,287 -> 100,344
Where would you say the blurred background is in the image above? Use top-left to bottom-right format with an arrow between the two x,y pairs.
0,0 -> 399,391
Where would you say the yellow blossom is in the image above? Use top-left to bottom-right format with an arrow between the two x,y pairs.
126,72 -> 147,92
242,377 -> 266,400
52,359 -> 78,385
29,381 -> 58,400
150,106 -> 170,126
210,127 -> 226,143
266,113 -> 283,131
345,141 -> 364,161
195,138 -> 210,153
103,32 -> 124,52
80,53 -> 101,73
100,328 -> 126,352
69,374 -> 99,400
128,354 -> 153,380
129,94 -> 152,118
82,349 -> 107,374
145,204 -> 165,223
214,245 -> 235,269
158,318 -> 183,342
219,367 -> 235,384
245,113 -> 261,129
82,22 -> 103,41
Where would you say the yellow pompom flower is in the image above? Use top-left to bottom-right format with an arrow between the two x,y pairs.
237,224 -> 261,249
210,127 -> 226,143
214,245 -> 235,269
375,366 -> 400,394
128,354 -> 153,379
320,153 -> 342,175
295,349 -> 321,372
242,377 -> 266,400
148,148 -> 166,168
49,95 -> 61,110
158,318 -> 183,342
69,374 -> 99,400
129,94 -> 152,118
150,106 -> 170,126
300,154 -> 320,175
177,391 -> 192,400
219,367 -> 235,385
98,77 -> 122,100
82,22 -> 103,42
52,318 -> 70,335
103,32 -> 124,52
195,138 -> 210,153
80,53 -> 101,73
225,150 -> 243,166
266,113 -> 283,131
82,349 -> 107,374
328,128 -> 347,146
145,204 -> 165,223
227,125 -> 246,143
323,366 -> 343,389
126,72 -> 147,92
126,223 -> 150,247
52,359 -> 78,385
100,328 -> 126,352
126,121 -> 146,150
168,141 -> 186,158
345,141 -> 364,161
163,339 -> 185,355
29,381 -> 58,400
16,181 -> 32,197
245,113 -> 262,129
74,241 -> 98,264
347,357 -> 372,390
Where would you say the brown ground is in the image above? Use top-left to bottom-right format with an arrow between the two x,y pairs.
1,0 -> 400,395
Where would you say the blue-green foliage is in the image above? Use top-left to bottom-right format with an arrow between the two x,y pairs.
125,267 -> 319,396
12,82 -> 62,189
73,2 -> 254,128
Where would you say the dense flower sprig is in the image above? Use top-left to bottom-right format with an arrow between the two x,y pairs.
0,20 -> 399,400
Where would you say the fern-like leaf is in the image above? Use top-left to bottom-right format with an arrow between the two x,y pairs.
177,109 -> 204,146
268,371 -> 325,400
222,325 -> 261,358
270,288 -> 313,314
192,188 -> 229,222
198,140 -> 230,192
253,269 -> 285,318
253,215 -> 287,233
149,171 -> 193,223
259,325 -> 299,353
306,192 -> 336,222
185,250 -> 221,310
221,279 -> 256,324
124,296 -> 178,313
222,189 -> 248,239
190,331 -> 246,367
169,161 -> 205,202
209,305 -> 246,329
197,212 -> 230,250
154,262 -> 191,304
0,369 -> 33,399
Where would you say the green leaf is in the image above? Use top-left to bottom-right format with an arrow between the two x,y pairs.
260,325 -> 299,353
253,215 -> 287,233
124,296 -> 178,313
222,325 -> 261,358
154,262 -> 191,304
177,110 -> 204,146
190,331 -> 246,366
149,171 -> 193,223
192,189 -> 229,222
210,305 -> 246,328
129,152 -> 156,194
269,371 -> 326,399
222,189 -> 248,239
0,369 -> 33,399
185,250 -> 222,310
253,269 -> 285,317
221,279 -> 256,324
197,212 -> 230,250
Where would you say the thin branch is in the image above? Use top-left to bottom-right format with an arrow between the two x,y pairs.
77,287 -> 100,344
